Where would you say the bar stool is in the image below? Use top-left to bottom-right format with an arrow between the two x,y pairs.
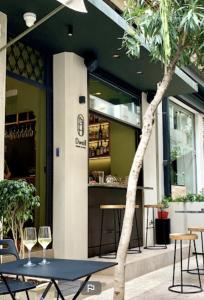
169,233 -> 202,294
99,204 -> 141,258
99,205 -> 124,259
128,205 -> 141,254
144,204 -> 167,249
187,227 -> 204,275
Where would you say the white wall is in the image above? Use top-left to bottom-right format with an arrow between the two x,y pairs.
53,52 -> 88,259
0,12 -> 7,179
142,92 -> 164,243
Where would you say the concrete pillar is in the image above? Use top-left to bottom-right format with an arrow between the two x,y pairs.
53,52 -> 88,259
0,12 -> 7,180
142,92 -> 164,243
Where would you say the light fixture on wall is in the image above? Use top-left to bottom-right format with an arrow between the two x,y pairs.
23,12 -> 37,27
67,25 -> 73,36
56,0 -> 87,13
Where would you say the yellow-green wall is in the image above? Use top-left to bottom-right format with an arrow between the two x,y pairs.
110,121 -> 135,177
6,76 -> 46,226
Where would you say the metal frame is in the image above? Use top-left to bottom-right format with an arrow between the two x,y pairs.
162,97 -> 171,197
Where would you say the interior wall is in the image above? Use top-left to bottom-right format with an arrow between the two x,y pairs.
5,76 -> 46,226
110,120 -> 136,177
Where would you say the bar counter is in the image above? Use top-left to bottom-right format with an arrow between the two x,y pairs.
88,184 -> 153,257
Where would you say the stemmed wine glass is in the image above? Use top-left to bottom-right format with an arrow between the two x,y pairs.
38,226 -> 52,265
23,227 -> 37,267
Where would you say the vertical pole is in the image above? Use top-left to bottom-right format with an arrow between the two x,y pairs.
0,12 -> 7,180
0,12 -> 7,264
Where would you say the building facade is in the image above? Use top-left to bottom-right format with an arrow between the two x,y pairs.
0,0 -> 204,259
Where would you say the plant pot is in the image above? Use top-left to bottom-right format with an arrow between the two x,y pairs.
157,210 -> 169,219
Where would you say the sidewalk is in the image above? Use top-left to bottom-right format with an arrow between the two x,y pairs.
86,256 -> 204,300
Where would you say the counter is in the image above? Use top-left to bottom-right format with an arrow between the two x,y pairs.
88,184 -> 153,257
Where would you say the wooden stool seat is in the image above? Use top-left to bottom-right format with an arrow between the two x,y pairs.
144,204 -> 164,209
100,204 -> 139,209
169,232 -> 202,294
170,233 -> 198,241
99,204 -> 141,258
188,227 -> 204,233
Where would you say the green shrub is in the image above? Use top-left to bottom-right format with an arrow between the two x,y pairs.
0,179 -> 40,256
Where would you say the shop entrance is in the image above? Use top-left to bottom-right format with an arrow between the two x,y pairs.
5,76 -> 46,227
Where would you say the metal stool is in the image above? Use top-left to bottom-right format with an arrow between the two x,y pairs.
169,233 -> 202,294
99,204 -> 141,258
99,205 -> 124,259
187,227 -> 204,275
127,205 -> 142,254
144,204 -> 167,250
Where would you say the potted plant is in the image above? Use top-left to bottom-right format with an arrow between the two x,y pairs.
0,179 -> 40,257
158,197 -> 171,219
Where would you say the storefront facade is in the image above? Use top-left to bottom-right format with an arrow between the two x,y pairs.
0,0 -> 202,259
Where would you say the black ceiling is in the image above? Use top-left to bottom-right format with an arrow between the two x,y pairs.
0,0 -> 197,96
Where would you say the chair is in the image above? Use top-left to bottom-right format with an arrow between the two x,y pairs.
0,239 -> 36,299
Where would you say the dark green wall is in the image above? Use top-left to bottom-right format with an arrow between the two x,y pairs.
6,76 -> 46,226
110,120 -> 135,177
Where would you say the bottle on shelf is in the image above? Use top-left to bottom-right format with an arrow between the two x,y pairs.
99,141 -> 104,156
99,125 -> 103,140
96,142 -> 100,156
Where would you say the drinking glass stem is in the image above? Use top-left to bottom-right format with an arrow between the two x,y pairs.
43,248 -> 46,263
28,250 -> 31,264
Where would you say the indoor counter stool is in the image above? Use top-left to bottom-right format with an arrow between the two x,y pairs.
169,233 -> 202,294
99,204 -> 141,258
187,227 -> 204,275
144,204 -> 167,249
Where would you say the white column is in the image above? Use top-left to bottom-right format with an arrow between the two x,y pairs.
53,52 -> 88,259
0,12 -> 7,180
156,102 -> 164,200
142,92 -> 164,243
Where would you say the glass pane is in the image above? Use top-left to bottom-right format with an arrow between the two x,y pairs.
169,101 -> 196,193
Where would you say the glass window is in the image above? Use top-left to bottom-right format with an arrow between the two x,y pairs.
169,101 -> 196,193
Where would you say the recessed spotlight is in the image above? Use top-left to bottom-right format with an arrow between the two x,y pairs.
113,54 -> 120,58
67,25 -> 73,36
137,71 -> 143,75
95,92 -> 102,96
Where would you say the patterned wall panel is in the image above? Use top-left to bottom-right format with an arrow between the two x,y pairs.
7,38 -> 45,84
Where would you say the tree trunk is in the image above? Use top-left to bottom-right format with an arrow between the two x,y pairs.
113,69 -> 174,300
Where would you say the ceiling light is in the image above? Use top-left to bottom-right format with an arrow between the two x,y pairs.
137,71 -> 143,75
23,12 -> 37,27
56,0 -> 87,13
113,54 -> 120,58
67,25 -> 73,36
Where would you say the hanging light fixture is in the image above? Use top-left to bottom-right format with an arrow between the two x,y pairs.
56,0 -> 87,13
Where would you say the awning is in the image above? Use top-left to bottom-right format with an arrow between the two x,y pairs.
0,0 -> 198,96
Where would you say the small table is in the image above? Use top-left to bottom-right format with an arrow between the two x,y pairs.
0,257 -> 117,299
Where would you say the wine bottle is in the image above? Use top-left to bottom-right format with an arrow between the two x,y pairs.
100,141 -> 104,155
96,142 -> 100,156
99,125 -> 103,139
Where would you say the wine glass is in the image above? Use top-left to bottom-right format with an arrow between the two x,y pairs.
38,226 -> 52,265
23,227 -> 37,267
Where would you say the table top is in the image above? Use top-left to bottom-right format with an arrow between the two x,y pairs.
0,258 -> 117,281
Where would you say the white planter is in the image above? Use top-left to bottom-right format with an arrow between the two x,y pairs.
169,202 -> 204,251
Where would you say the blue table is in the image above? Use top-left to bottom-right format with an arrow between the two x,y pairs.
0,257 -> 117,299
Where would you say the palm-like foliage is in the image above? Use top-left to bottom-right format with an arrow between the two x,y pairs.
123,0 -> 204,69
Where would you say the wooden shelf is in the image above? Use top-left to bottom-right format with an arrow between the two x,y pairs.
89,156 -> 111,160
89,122 -> 109,127
89,139 -> 109,143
